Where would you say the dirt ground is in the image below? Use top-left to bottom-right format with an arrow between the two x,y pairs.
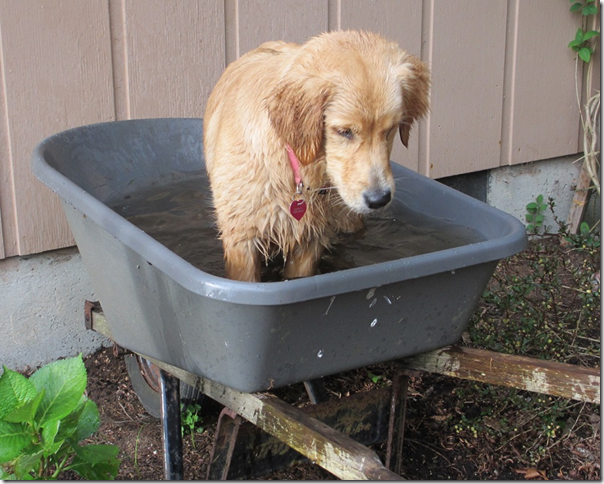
76,235 -> 599,480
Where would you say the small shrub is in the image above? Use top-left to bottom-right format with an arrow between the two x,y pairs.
0,355 -> 120,480
525,194 -> 548,234
181,402 -> 204,448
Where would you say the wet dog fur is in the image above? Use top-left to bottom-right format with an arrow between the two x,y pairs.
204,30 -> 430,282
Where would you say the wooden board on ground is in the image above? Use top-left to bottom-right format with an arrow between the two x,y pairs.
398,345 -> 600,404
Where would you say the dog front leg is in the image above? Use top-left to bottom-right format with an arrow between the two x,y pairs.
223,239 -> 261,282
283,241 -> 324,280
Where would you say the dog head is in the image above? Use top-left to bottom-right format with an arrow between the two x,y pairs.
267,30 -> 430,213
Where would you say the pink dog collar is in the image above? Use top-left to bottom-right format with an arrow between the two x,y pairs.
286,144 -> 307,221
286,144 -> 303,188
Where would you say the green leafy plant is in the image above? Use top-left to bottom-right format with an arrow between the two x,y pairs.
180,402 -> 204,448
548,198 -> 600,249
568,26 -> 600,62
568,1 -> 599,62
367,371 -> 384,385
568,0 -> 600,197
0,355 -> 120,480
564,221 -> 600,249
525,194 -> 548,234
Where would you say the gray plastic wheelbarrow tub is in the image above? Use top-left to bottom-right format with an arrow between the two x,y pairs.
32,118 -> 527,393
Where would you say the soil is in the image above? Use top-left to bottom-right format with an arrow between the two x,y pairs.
76,235 -> 599,480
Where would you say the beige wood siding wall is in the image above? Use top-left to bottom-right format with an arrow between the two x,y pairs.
0,0 -> 593,258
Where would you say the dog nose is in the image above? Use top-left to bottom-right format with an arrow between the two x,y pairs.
363,188 -> 391,209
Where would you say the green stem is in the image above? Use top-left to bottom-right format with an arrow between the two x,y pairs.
50,453 -> 71,479
134,424 -> 145,479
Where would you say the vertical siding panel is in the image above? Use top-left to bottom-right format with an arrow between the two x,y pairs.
503,1 -> 582,166
224,0 -> 240,65
0,0 -> 114,257
339,0 -> 422,44
0,217 -> 4,258
109,0 -> 129,121
499,0 -> 519,171
339,0 -> 423,172
123,0 -> 225,119
327,0 -> 340,31
0,31 -> 12,259
235,0 -> 328,56
426,0 -> 507,178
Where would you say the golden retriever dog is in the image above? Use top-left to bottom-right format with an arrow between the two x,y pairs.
204,30 -> 430,282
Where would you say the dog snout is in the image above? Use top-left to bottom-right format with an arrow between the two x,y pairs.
363,187 -> 392,209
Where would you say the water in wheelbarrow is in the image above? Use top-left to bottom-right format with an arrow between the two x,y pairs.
110,171 -> 485,281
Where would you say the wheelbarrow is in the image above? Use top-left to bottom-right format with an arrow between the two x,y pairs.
32,118 -> 527,478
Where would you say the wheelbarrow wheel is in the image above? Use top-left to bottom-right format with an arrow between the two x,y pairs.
124,354 -> 203,419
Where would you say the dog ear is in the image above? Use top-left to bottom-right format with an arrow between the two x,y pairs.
266,71 -> 330,165
396,54 -> 430,148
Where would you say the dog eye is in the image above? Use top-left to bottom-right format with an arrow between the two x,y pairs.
336,128 -> 354,140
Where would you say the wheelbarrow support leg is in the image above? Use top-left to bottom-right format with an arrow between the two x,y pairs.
206,408 -> 243,480
385,371 -> 409,475
160,369 -> 183,480
303,378 -> 329,404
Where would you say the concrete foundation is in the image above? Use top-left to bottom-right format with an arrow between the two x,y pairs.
1,155 -> 599,371
486,154 -> 587,234
439,154 -> 599,235
0,247 -> 110,372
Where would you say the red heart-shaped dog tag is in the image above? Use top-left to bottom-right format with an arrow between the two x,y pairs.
289,199 -> 307,221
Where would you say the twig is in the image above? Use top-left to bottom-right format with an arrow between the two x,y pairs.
405,438 -> 453,466
118,401 -> 135,421
560,331 -> 601,344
